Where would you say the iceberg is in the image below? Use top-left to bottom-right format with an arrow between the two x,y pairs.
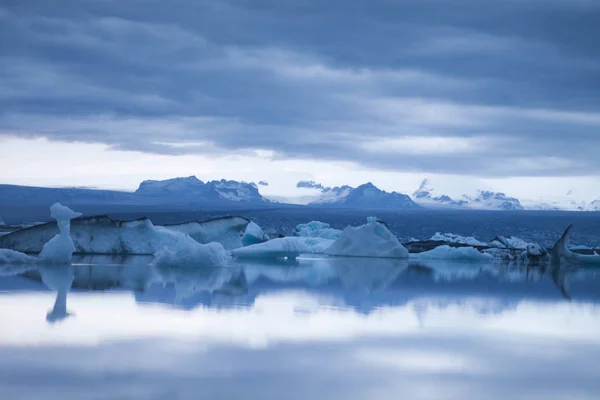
241,221 -> 269,246
552,225 -> 600,265
413,245 -> 492,261
324,218 -> 409,259
232,237 -> 335,260
0,215 -> 249,254
429,232 -> 487,247
39,203 -> 82,263
295,221 -> 342,240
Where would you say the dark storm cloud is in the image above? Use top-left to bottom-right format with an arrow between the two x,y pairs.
1,0 -> 599,176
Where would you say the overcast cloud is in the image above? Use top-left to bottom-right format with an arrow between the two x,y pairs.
1,0 -> 599,177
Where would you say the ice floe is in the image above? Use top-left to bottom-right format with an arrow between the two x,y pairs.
232,237 -> 335,260
413,245 -> 492,261
429,232 -> 487,247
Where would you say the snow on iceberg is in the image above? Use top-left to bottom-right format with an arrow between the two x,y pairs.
413,245 -> 492,261
0,215 -> 249,254
430,232 -> 487,247
232,237 -> 335,260
295,221 -> 342,240
324,217 -> 408,259
39,203 -> 82,263
241,221 -> 269,246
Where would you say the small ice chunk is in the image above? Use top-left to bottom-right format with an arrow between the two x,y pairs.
232,237 -> 335,260
490,236 -> 529,250
241,221 -> 269,246
430,232 -> 487,247
324,218 -> 408,259
414,245 -> 492,261
39,203 -> 82,264
295,221 -> 342,240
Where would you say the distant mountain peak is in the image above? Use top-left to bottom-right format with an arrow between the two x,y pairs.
295,180 -> 418,209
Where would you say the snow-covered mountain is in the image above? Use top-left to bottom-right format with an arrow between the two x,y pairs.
0,177 -> 270,210
412,179 -> 522,210
296,181 -> 419,209
135,176 -> 269,203
412,178 -> 600,211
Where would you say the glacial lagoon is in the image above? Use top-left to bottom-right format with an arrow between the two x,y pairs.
1,255 -> 599,400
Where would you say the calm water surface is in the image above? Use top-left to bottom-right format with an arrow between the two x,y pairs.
1,255 -> 599,400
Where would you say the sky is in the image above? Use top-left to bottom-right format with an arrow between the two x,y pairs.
1,0 -> 600,201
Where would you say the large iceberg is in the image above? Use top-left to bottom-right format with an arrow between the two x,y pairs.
0,215 -> 249,254
324,217 -> 409,259
241,221 -> 269,246
39,203 -> 82,263
295,221 -> 342,240
232,237 -> 335,260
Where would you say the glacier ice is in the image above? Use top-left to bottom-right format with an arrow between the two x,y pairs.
430,232 -> 487,247
241,221 -> 269,246
295,221 -> 342,240
232,237 -> 335,260
39,203 -> 82,264
0,215 -> 249,254
413,245 -> 492,261
324,218 -> 409,259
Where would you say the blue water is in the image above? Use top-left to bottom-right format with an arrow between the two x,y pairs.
1,255 -> 600,399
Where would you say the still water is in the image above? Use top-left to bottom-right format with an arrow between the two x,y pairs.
1,256 -> 600,399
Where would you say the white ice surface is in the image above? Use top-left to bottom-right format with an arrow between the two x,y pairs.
232,237 -> 335,260
413,245 -> 492,262
295,221 -> 342,240
324,218 -> 408,259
